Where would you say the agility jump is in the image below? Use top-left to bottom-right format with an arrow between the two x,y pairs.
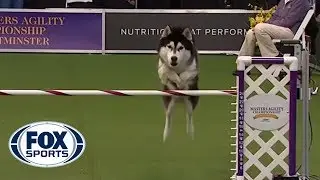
0,56 -> 302,179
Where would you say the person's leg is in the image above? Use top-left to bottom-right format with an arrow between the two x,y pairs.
254,23 -> 294,57
238,29 -> 257,56
233,29 -> 256,75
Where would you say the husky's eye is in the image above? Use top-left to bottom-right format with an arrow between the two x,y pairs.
178,46 -> 184,51
167,45 -> 173,49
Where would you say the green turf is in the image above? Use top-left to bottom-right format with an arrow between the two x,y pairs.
0,54 -> 318,180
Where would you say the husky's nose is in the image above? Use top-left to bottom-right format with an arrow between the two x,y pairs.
171,56 -> 178,66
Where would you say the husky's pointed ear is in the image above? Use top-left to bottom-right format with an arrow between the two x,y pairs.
182,28 -> 193,41
161,26 -> 171,38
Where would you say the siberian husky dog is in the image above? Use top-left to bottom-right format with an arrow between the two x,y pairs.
157,25 -> 199,142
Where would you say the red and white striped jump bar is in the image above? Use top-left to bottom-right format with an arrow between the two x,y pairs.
0,90 -> 237,96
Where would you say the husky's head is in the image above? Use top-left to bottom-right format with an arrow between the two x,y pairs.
158,26 -> 195,67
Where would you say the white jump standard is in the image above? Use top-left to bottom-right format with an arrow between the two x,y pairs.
234,56 -> 298,180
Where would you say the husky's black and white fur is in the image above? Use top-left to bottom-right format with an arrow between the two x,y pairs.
157,25 -> 199,142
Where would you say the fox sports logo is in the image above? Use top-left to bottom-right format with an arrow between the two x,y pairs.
9,121 -> 86,168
